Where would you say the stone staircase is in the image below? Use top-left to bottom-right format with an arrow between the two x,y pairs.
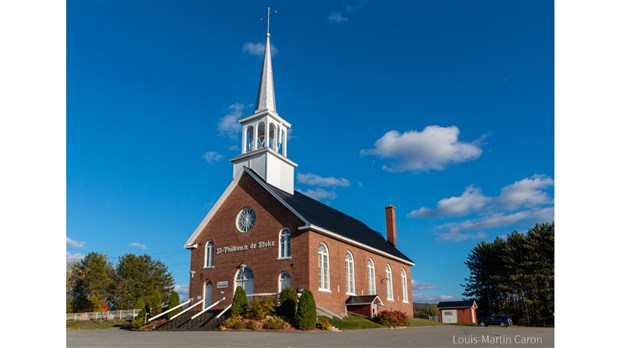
155,310 -> 230,331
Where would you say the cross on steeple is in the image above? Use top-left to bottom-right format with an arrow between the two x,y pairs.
261,7 -> 278,35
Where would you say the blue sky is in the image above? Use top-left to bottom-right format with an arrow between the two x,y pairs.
67,1 -> 554,302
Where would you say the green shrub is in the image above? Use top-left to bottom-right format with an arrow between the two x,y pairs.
246,297 -> 276,320
278,287 -> 297,320
167,290 -> 181,319
263,315 -> 287,330
132,298 -> 146,330
150,292 -> 162,316
246,319 -> 258,331
231,287 -> 248,316
295,290 -> 317,330
224,315 -> 246,329
316,316 -> 332,331
376,310 -> 409,327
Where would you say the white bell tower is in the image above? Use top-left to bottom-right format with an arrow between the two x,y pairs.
230,9 -> 297,194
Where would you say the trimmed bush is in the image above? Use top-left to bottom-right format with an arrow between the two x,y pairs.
316,316 -> 332,331
264,315 -> 287,330
231,287 -> 248,316
295,290 -> 317,330
150,292 -> 162,316
376,310 -> 409,327
167,290 -> 181,319
246,296 -> 276,320
278,287 -> 297,320
132,298 -> 146,330
224,315 -> 246,329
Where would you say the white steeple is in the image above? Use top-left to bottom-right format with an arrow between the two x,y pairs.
230,8 -> 297,194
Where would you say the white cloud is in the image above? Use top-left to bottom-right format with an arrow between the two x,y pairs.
498,175 -> 554,210
66,251 -> 84,267
218,103 -> 245,140
297,173 -> 350,187
413,293 -> 457,303
173,284 -> 190,299
435,207 -> 554,242
203,151 -> 224,164
66,236 -> 85,248
129,242 -> 147,250
328,12 -> 349,23
409,185 -> 489,217
300,188 -> 337,202
361,126 -> 482,172
242,42 -> 278,56
412,279 -> 439,291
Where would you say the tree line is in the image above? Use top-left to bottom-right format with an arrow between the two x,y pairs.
67,252 -> 175,313
462,223 -> 554,327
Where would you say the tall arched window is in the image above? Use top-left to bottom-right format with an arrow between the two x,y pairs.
236,267 -> 254,300
318,243 -> 330,291
367,258 -> 376,295
345,251 -> 355,294
204,241 -> 214,268
386,264 -> 394,300
279,228 -> 291,259
279,272 -> 291,292
401,269 -> 409,303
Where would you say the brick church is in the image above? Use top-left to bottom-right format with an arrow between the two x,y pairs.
184,24 -> 415,319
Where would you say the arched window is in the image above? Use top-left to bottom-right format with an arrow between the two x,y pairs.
257,122 -> 266,148
236,267 -> 254,300
345,251 -> 355,294
279,228 -> 291,258
386,264 -> 394,300
204,280 -> 213,308
204,241 -> 214,268
401,269 -> 409,303
279,272 -> 291,292
367,258 -> 376,295
318,243 -> 330,291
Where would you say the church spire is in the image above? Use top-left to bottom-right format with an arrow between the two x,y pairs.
255,8 -> 277,113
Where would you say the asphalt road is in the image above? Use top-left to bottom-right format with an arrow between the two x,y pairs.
67,326 -> 554,348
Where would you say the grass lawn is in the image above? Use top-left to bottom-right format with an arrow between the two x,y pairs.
330,317 -> 383,330
408,317 -> 447,327
66,319 -> 131,330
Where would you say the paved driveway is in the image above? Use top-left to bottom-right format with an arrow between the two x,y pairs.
67,326 -> 554,348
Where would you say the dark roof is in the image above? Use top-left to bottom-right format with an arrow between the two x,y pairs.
250,169 -> 413,264
437,300 -> 477,309
345,295 -> 383,305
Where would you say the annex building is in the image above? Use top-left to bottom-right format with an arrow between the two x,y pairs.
184,26 -> 415,319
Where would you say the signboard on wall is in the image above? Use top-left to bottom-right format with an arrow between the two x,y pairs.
217,281 -> 229,289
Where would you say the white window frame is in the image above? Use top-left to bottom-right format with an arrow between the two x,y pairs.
386,264 -> 394,301
367,258 -> 376,295
401,268 -> 409,303
279,228 -> 291,259
345,251 -> 355,295
318,243 -> 330,291
204,240 -> 214,268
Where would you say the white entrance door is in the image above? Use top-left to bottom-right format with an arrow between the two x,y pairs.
442,310 -> 457,324
204,281 -> 213,309
236,267 -> 255,300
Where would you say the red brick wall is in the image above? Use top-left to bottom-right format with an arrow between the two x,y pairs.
438,307 -> 477,324
188,174 -> 307,309
347,304 -> 371,317
308,231 -> 413,317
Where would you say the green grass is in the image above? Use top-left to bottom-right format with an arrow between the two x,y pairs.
330,316 -> 383,330
408,317 -> 447,327
66,319 -> 131,330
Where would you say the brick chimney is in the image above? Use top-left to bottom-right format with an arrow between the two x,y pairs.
385,205 -> 397,246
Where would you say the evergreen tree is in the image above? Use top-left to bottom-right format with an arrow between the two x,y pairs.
278,287 -> 298,320
231,286 -> 248,316
167,290 -> 181,319
114,254 -> 174,310
150,291 -> 163,316
295,290 -> 317,330
68,252 -> 116,312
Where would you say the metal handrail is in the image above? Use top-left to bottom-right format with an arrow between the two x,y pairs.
190,297 -> 225,320
147,299 -> 191,322
216,304 -> 232,319
170,299 -> 204,321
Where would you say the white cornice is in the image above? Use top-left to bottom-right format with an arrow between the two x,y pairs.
230,147 -> 298,167
299,225 -> 416,266
239,109 -> 291,128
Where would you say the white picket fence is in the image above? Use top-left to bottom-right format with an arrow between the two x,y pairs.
66,309 -> 140,321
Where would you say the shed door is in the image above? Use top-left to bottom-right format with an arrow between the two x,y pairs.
442,310 -> 457,324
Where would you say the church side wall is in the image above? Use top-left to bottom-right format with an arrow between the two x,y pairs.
188,174 -> 307,310
307,231 -> 413,317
